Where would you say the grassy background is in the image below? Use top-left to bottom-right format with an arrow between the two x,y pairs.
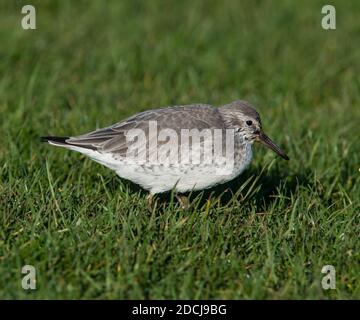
0,0 -> 359,299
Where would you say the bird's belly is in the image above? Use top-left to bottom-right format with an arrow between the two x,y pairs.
114,145 -> 253,194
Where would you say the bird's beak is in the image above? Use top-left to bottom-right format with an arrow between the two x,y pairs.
257,131 -> 289,160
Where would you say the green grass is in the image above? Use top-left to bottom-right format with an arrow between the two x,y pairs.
1,0 -> 359,299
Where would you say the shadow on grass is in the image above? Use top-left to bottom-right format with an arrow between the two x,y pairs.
174,166 -> 311,212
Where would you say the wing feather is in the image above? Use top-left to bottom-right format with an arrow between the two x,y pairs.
65,104 -> 225,158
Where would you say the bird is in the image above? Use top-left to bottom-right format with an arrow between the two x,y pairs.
41,100 -> 289,205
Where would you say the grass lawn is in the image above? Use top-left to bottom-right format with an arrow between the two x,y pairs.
0,0 -> 359,299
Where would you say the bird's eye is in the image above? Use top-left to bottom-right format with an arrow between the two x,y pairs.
246,120 -> 253,126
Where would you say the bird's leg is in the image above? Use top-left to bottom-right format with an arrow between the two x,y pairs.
175,194 -> 189,209
146,193 -> 155,207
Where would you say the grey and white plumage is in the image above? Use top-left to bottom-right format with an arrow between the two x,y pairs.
42,100 -> 289,194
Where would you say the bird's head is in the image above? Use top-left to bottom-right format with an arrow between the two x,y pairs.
220,100 -> 289,160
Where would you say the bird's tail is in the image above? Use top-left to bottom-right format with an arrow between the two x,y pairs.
41,136 -> 98,151
40,136 -> 70,146
41,135 -> 119,170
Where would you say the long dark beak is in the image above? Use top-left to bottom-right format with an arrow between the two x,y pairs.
258,131 -> 289,160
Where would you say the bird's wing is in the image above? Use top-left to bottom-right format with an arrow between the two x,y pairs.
65,104 -> 225,158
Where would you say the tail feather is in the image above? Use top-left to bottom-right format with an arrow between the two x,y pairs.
40,136 -> 70,144
41,136 -> 97,150
41,135 -> 117,169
